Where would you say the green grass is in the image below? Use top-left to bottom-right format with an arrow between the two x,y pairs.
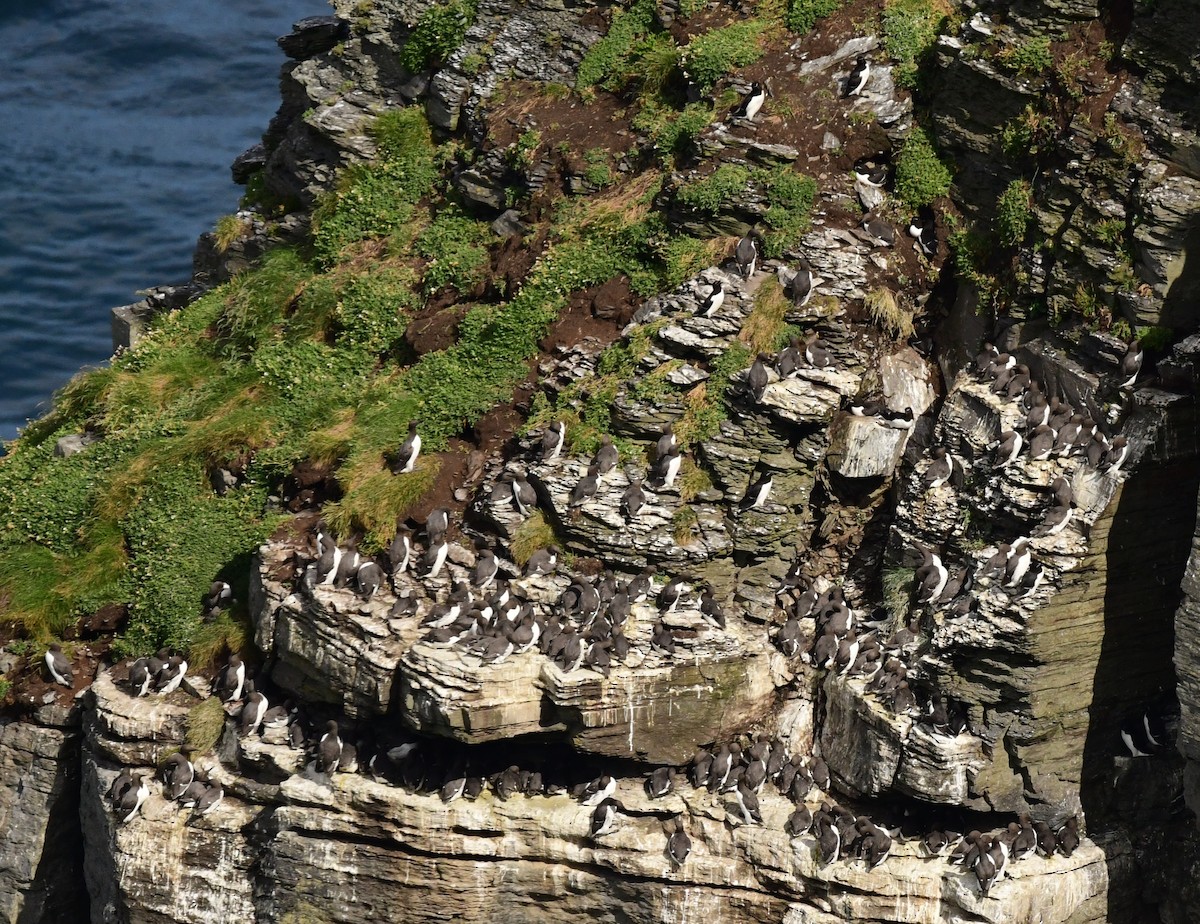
865,287 -> 914,340
996,36 -> 1053,77
995,179 -> 1032,247
740,276 -> 790,353
414,207 -> 492,295
185,697 -> 228,754
681,20 -> 769,93
632,101 -> 715,166
786,0 -> 841,33
676,165 -> 815,256
511,511 -> 557,566
882,0 -> 948,88
575,0 -> 659,91
882,566 -> 914,618
672,506 -> 700,545
894,126 -> 952,209
400,0 -> 478,72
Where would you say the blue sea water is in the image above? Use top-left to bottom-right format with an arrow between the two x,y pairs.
0,0 -> 320,441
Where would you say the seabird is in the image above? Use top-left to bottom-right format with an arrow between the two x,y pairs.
581,774 -> 617,806
317,721 -> 343,775
654,445 -> 683,489
734,781 -> 762,824
1026,395 -> 1050,431
621,478 -> 646,520
473,549 -> 498,589
656,423 -> 677,461
848,396 -> 884,417
1034,503 -> 1072,537
667,817 -> 691,865
392,420 -> 422,474
128,658 -> 152,697
193,781 -> 223,817
1104,436 -> 1129,472
651,620 -> 676,656
785,806 -> 813,837
748,354 -> 771,401
593,435 -> 619,475
776,336 -> 803,378
735,234 -> 758,279
511,472 -> 537,515
156,655 -> 188,694
239,680 -> 268,736
116,773 -> 149,823
525,546 -> 559,576
699,586 -> 726,629
697,280 -> 725,317
739,469 -> 774,510
1005,539 -> 1033,587
646,767 -> 674,799
815,815 -> 842,865
423,539 -> 449,579
845,55 -> 871,96
657,577 -> 685,614
862,211 -> 895,247
388,527 -> 412,574
974,343 -> 999,376
1054,415 -> 1084,456
44,644 -> 72,688
541,421 -> 567,462
215,654 -> 246,703
922,447 -> 953,489
590,798 -> 620,838
908,210 -> 936,256
995,430 -> 1023,467
162,749 -> 195,800
788,262 -> 816,306
569,464 -> 601,508
426,508 -> 450,546
202,580 -> 232,620
733,81 -> 767,122
806,338 -> 835,369
880,407 -> 914,429
1028,424 -> 1055,461
1120,340 -> 1142,388
356,561 -> 383,599
1057,817 -> 1080,856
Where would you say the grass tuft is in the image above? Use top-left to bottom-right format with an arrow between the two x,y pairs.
510,511 -> 557,567
325,456 -> 441,551
894,126 -> 952,210
185,696 -> 228,754
865,287 -> 914,340
672,506 -> 700,545
740,276 -> 791,353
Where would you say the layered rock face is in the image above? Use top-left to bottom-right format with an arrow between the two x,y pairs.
3,0 -> 1200,922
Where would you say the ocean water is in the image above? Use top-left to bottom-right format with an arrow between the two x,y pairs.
0,0 -> 320,441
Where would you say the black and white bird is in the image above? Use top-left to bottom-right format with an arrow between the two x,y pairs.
473,549 -> 499,589
593,435 -> 619,475
316,721 -> 343,775
787,261 -> 817,307
922,447 -> 953,489
1028,424 -> 1055,461
667,817 -> 692,865
162,749 -> 195,801
541,421 -> 567,462
862,211 -> 895,248
748,354 -> 771,401
646,767 -> 674,799
734,781 -> 762,824
654,445 -> 683,490
995,430 -> 1023,467
216,654 -> 246,703
239,680 -> 268,736
156,655 -> 188,695
908,211 -> 936,257
1120,340 -> 1142,388
740,469 -> 774,510
700,586 -> 726,629
844,55 -> 871,96
569,464 -> 601,508
590,798 -> 620,838
525,546 -> 559,576
1104,436 -> 1129,472
192,781 -> 223,817
392,420 -> 422,474
44,644 -> 72,688
426,508 -> 450,546
657,577 -> 686,615
388,528 -> 412,574
128,658 -> 153,697
202,581 -> 233,621
735,234 -> 758,279
116,773 -> 149,824
580,774 -> 617,806
511,472 -> 537,516
356,561 -> 383,599
697,280 -> 725,317
733,81 -> 767,122
621,478 -> 646,521
423,539 -> 449,579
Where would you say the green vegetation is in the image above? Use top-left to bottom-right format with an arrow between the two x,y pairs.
677,459 -> 714,502
681,20 -> 768,93
400,0 -> 478,72
575,0 -> 659,91
894,126 -> 952,209
1137,325 -> 1173,351
676,165 -> 816,256
185,697 -> 228,754
414,207 -> 492,295
510,510 -> 557,566
996,36 -> 1053,76
672,506 -> 700,545
213,214 -> 250,253
786,0 -> 841,34
740,276 -> 791,353
583,149 -> 615,189
865,286 -> 914,339
1000,105 -> 1053,162
633,101 -> 715,166
882,0 -> 948,88
995,179 -> 1032,247
883,566 -> 914,618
